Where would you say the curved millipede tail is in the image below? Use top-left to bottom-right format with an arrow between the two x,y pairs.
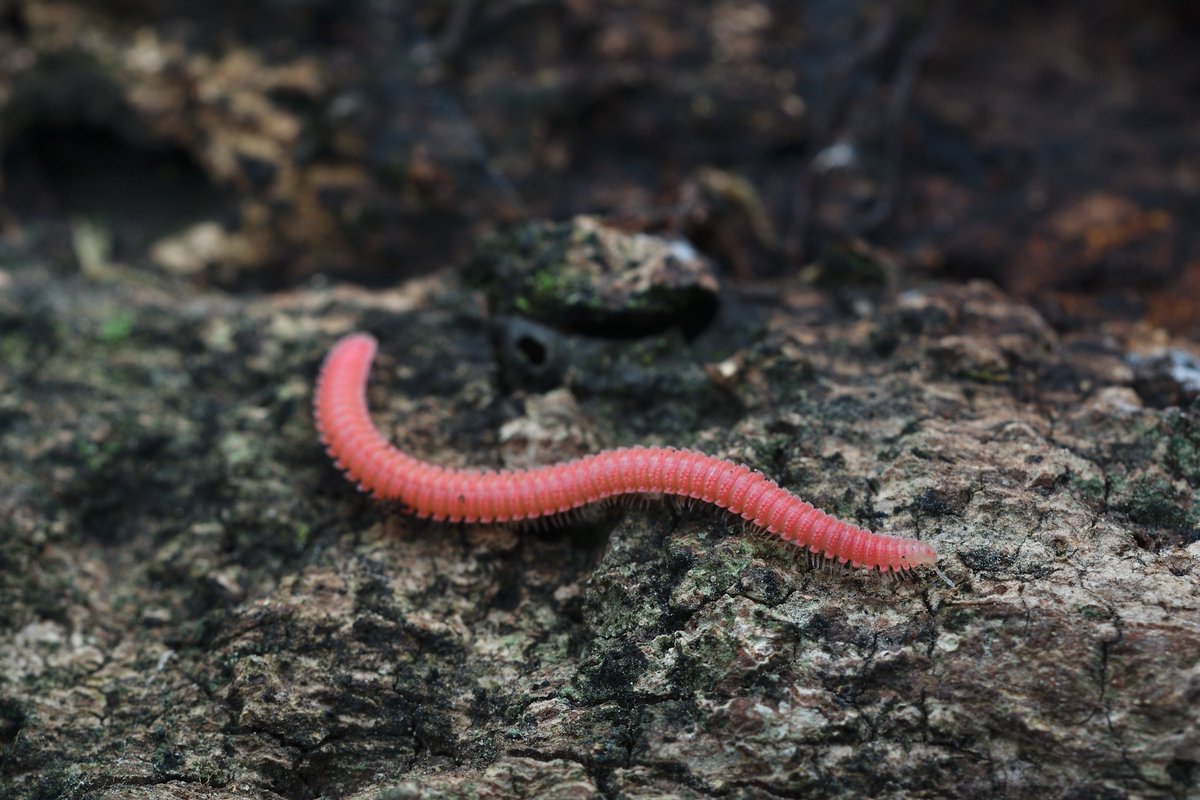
314,333 -> 951,586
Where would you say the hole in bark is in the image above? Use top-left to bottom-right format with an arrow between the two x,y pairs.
492,316 -> 564,392
516,334 -> 547,366
0,52 -> 231,269
1,123 -> 229,260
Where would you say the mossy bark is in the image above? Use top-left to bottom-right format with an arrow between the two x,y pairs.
2,261 -> 1197,799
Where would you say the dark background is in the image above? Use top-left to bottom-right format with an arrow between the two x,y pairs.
2,0 -> 1197,334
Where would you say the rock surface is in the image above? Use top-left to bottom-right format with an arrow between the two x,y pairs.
466,216 -> 720,338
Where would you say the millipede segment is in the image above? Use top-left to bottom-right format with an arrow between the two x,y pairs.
315,333 -> 948,583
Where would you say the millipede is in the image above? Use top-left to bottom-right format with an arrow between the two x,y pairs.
315,333 -> 950,585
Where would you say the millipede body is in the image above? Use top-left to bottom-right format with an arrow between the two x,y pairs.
315,333 -> 946,581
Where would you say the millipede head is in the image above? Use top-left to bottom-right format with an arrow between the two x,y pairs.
898,540 -> 954,587
902,540 -> 938,569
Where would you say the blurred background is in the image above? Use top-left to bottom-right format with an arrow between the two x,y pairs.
0,0 -> 1197,331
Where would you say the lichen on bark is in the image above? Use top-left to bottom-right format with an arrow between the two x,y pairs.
2,253 -> 1198,799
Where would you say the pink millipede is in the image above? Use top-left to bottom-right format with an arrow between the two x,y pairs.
315,333 -> 950,585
